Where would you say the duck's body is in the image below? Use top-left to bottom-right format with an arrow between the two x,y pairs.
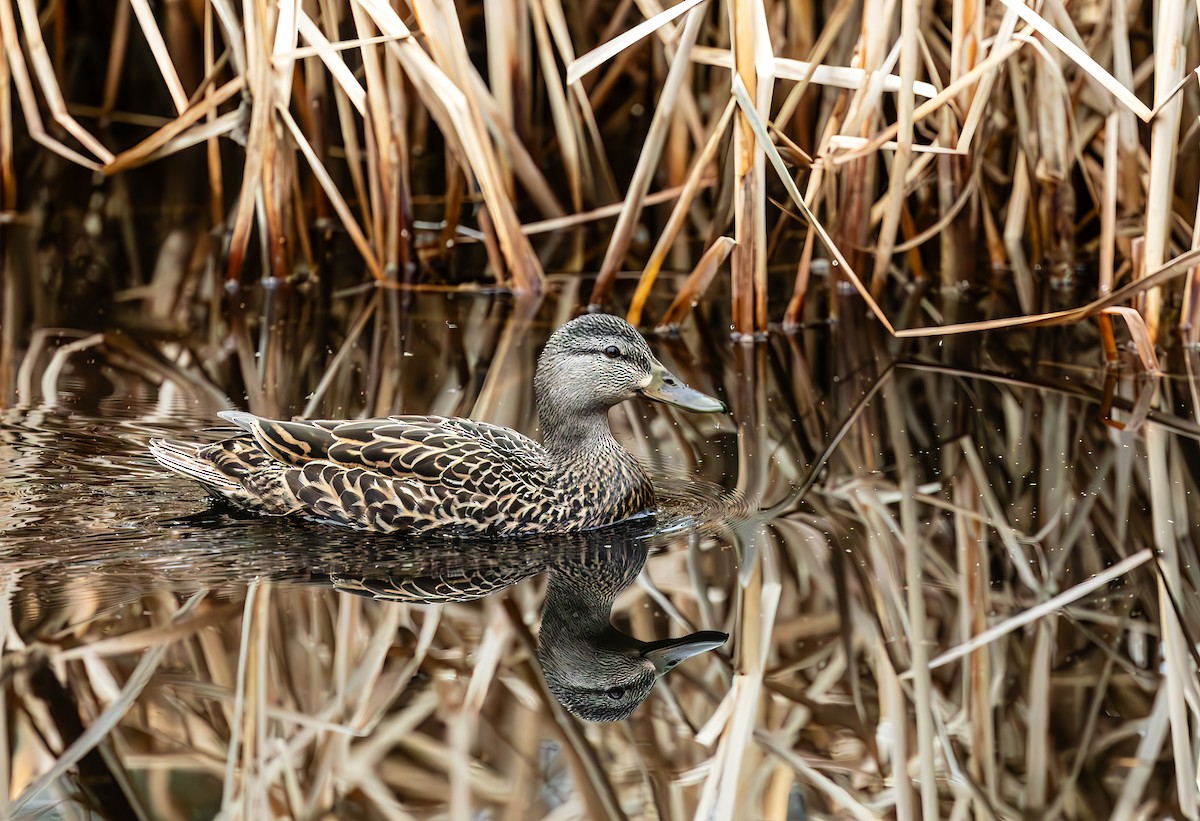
150,314 -> 724,537
151,412 -> 655,537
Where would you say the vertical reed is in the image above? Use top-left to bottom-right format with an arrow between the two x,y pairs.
0,0 -> 1194,367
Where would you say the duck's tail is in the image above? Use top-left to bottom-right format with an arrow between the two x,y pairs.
149,438 -> 240,494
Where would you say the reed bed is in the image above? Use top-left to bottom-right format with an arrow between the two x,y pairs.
1,0 -> 1200,818
0,0 -> 1198,395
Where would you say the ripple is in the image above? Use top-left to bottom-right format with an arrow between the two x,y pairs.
652,473 -> 748,533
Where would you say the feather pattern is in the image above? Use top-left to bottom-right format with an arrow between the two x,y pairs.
152,414 -> 652,536
149,314 -> 723,537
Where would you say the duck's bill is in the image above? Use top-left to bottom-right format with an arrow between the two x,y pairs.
640,363 -> 727,413
642,630 -> 728,675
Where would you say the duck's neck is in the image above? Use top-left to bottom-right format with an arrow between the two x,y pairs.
542,572 -> 615,636
539,404 -> 652,494
537,570 -> 639,699
533,375 -> 618,456
534,377 -> 656,520
541,541 -> 648,647
539,405 -> 618,459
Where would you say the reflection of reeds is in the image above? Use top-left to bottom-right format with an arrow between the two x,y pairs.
0,0 -> 1196,372
4,307 -> 1199,817
4,545 -> 741,818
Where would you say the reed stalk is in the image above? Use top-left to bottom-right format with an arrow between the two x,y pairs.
0,0 -> 1192,356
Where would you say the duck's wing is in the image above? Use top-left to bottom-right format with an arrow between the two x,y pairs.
330,566 -> 532,602
155,413 -> 559,535
222,412 -> 551,495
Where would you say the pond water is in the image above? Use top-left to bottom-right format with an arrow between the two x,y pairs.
1,291 -> 1198,819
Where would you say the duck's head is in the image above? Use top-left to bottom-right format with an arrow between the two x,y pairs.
535,314 -> 726,420
535,530 -> 727,721
538,627 -> 728,722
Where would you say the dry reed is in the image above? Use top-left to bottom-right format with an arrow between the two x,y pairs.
1,0 -> 1200,818
0,0 -> 1194,371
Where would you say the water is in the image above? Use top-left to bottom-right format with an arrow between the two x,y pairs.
2,294 -> 1198,819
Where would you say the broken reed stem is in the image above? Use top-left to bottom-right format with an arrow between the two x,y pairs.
129,0 -> 190,114
589,3 -> 705,309
626,98 -> 734,327
655,236 -> 735,331
869,0 -> 918,299
725,0 -> 770,338
781,230 -> 815,330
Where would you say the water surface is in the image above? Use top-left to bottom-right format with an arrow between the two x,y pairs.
2,295 -> 1197,819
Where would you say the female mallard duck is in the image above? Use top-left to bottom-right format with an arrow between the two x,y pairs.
149,314 -> 725,537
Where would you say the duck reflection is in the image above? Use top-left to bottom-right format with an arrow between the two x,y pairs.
297,521 -> 726,722
12,509 -> 726,721
534,534 -> 726,721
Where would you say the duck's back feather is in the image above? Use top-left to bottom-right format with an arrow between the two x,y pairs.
242,415 -> 550,490
154,414 -> 568,536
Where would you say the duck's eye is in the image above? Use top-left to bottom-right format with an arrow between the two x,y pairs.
603,346 -> 621,359
606,686 -> 625,700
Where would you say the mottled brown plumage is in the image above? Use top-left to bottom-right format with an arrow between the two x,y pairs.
149,314 -> 725,537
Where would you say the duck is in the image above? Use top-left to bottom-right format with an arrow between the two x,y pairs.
534,532 -> 726,721
310,526 -> 726,722
149,314 -> 726,537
